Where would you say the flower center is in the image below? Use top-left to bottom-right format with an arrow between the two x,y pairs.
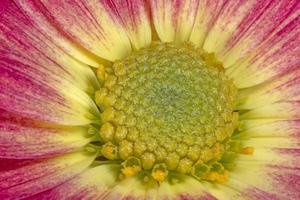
95,43 -> 240,183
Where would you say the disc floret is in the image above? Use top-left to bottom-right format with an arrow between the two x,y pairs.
94,43 -> 246,183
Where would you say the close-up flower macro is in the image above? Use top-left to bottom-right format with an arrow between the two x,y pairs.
1,0 -> 300,199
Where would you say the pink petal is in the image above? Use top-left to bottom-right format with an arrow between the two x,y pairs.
225,1 -> 300,88
0,109 -> 94,159
189,0 -> 226,47
237,67 -> 300,109
0,1 -> 99,125
150,0 -> 205,43
102,0 -> 152,50
0,0 -> 102,67
18,0 -> 128,61
29,165 -> 215,200
15,0 -> 151,61
220,0 -> 300,66
225,119 -> 300,199
0,56 -> 98,125
0,151 -> 96,199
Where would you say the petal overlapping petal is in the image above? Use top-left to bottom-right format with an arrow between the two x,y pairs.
237,68 -> 300,110
104,0 -> 152,50
0,109 -> 96,159
0,56 -> 99,125
222,119 -> 300,199
0,1 -> 100,125
150,0 -> 203,44
29,165 -> 218,200
240,101 -> 300,120
220,0 -> 300,66
16,0 -> 152,61
150,0 -> 300,90
0,151 -> 96,200
227,12 -> 300,88
0,0 -> 103,67
222,148 -> 300,200
202,120 -> 300,200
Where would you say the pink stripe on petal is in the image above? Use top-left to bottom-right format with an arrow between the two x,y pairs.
204,0 -> 268,53
242,188 -> 280,200
189,0 -> 226,47
0,0 -> 100,67
19,0 -> 133,61
261,166 -> 300,199
229,119 -> 300,199
222,0 -> 300,67
101,0 -> 152,50
0,1 -> 100,125
0,151 -> 96,200
25,165 -> 121,200
0,59 -> 97,125
150,0 -> 204,43
29,165 -> 214,200
174,193 -> 217,200
227,3 -> 300,88
238,68 -> 300,109
0,2 -> 99,90
0,109 -> 93,159
226,157 -> 299,199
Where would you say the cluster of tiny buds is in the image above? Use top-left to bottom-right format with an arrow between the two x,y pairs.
91,43 -> 252,183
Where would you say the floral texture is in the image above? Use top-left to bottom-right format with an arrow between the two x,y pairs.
0,0 -> 300,200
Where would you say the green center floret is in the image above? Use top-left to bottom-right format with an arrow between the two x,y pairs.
95,43 -> 238,183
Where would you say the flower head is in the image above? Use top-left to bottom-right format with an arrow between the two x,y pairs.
0,0 -> 299,199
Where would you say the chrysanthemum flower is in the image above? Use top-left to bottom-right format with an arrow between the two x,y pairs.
1,0 -> 299,199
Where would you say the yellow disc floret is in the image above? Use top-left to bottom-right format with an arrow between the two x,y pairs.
94,42 -> 246,184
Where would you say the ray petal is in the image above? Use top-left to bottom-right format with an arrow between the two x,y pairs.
22,0 -> 129,62
105,0 -> 152,50
0,2 -> 100,125
223,147 -> 300,200
0,54 -> 99,125
237,68 -> 300,109
240,101 -> 300,120
0,151 -> 96,200
224,1 -> 300,88
189,0 -> 226,47
29,164 -> 217,200
0,0 -> 103,67
202,0 -> 300,69
150,0 -> 204,44
0,109 -> 96,159
219,119 -> 300,199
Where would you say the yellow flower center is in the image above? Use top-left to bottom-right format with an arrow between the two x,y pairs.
95,43 -> 240,183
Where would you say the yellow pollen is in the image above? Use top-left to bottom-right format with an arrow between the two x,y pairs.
121,166 -> 141,177
101,142 -> 118,160
205,171 -> 229,183
97,64 -> 106,81
240,147 -> 254,155
152,164 -> 168,183
152,170 -> 167,183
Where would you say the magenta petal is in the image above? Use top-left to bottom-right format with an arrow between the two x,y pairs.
0,151 -> 95,200
150,0 -> 207,43
0,0 -> 101,67
0,109 -> 94,159
101,0 -> 152,49
0,0 -> 99,125
226,1 -> 300,88
28,165 -> 217,200
13,0 -> 131,60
